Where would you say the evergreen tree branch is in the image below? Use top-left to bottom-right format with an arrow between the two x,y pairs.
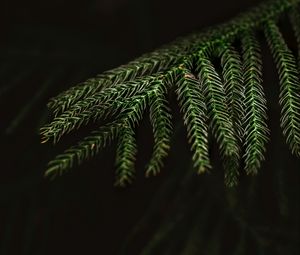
114,123 -> 138,187
45,95 -> 147,178
47,0 -> 298,115
41,74 -> 160,143
264,20 -> 300,156
146,80 -> 173,177
218,43 -> 245,140
241,30 -> 270,175
42,0 -> 300,185
196,50 -> 240,186
175,63 -> 211,174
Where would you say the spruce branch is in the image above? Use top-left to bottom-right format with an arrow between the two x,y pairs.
47,0 -> 297,114
47,54 -> 176,116
45,121 -> 121,178
197,50 -> 239,159
264,20 -> 300,156
218,43 -> 245,140
41,75 -> 157,143
44,94 -> 147,178
114,123 -> 138,187
196,50 -> 240,186
175,63 -> 211,174
42,0 -> 300,186
241,30 -> 270,175
146,81 -> 173,177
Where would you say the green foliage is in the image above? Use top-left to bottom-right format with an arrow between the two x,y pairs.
264,20 -> 300,156
218,44 -> 245,139
114,123 -> 138,187
241,30 -> 270,175
42,0 -> 300,186
45,120 -> 120,178
146,82 -> 173,177
197,50 -> 240,186
175,63 -> 211,174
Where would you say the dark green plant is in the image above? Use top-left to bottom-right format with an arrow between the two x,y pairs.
41,0 -> 300,187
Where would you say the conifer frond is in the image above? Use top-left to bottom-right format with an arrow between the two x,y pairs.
41,75 -> 160,143
146,82 -> 173,177
47,51 -> 179,116
42,0 -> 300,186
241,31 -> 270,175
218,44 -> 245,139
45,120 -> 121,178
45,92 -> 147,178
175,63 -> 211,174
196,51 -> 240,185
264,20 -> 300,156
217,44 -> 244,185
114,123 -> 137,187
46,0 -> 296,117
197,51 -> 239,158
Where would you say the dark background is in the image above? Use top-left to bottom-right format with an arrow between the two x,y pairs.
0,0 -> 299,254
